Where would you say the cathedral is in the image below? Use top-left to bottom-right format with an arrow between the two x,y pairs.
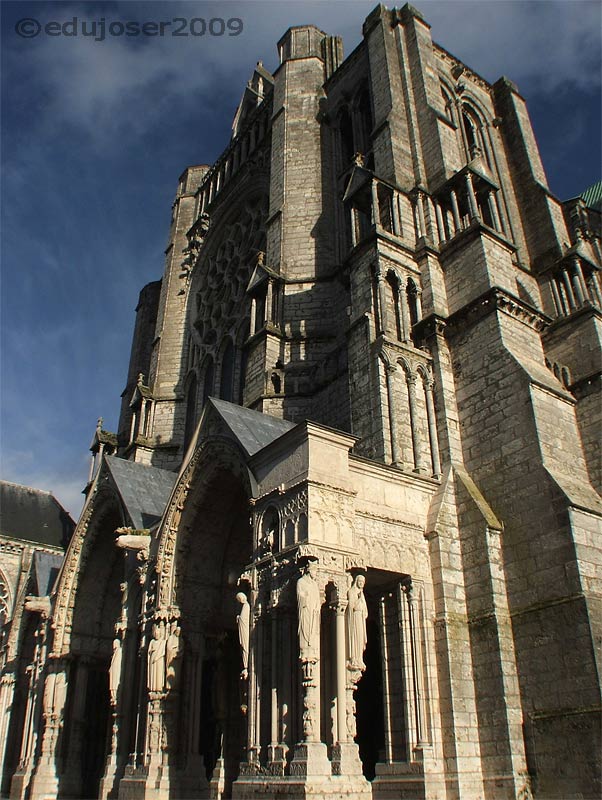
1,4 -> 600,799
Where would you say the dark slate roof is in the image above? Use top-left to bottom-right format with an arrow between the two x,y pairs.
581,181 -> 602,212
0,481 -> 75,548
104,457 -> 177,530
208,398 -> 296,457
32,551 -> 64,595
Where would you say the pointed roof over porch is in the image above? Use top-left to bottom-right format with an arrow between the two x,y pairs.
104,456 -> 177,530
200,398 -> 296,459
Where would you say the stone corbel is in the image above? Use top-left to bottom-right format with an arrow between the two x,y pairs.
25,595 -> 52,619
115,528 -> 150,558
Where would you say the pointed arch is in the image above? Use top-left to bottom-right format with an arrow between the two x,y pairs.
219,338 -> 236,402
200,355 -> 215,409
183,371 -> 198,452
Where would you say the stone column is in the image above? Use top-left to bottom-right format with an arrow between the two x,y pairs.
181,633 -> 206,786
28,658 -> 69,800
379,597 -> 393,764
290,561 -> 330,777
571,257 -> 586,306
332,578 -> 365,777
402,581 -> 428,747
407,375 -> 426,474
265,280 -> 274,325
465,173 -> 479,221
550,277 -> 564,316
450,190 -> 461,233
59,656 -> 90,797
371,180 -> 380,228
391,191 -> 401,236
0,673 -> 16,791
384,364 -> 401,467
434,200 -> 446,244
249,298 -> 257,336
487,191 -> 502,231
400,284 -> 412,344
591,271 -> 602,307
424,378 -> 442,478
267,607 -> 285,773
561,269 -> 577,311
375,267 -> 388,335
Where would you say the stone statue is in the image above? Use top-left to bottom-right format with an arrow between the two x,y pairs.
236,592 -> 250,678
147,621 -> 167,693
296,560 -> 321,662
109,636 -> 122,705
165,621 -> 183,691
346,574 -> 368,671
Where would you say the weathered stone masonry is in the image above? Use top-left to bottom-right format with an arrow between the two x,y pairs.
1,4 -> 600,800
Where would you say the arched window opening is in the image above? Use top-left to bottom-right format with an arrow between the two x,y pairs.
183,373 -> 198,453
220,339 -> 235,402
201,356 -> 215,408
261,507 -> 280,552
357,89 -> 373,154
271,372 -> 282,394
284,519 -> 295,548
463,110 -> 478,157
237,321 -> 250,405
407,279 -> 421,330
339,107 -> 354,169
297,513 -> 308,542
462,104 -> 491,168
0,573 -> 10,629
378,185 -> 394,234
441,84 -> 454,121
386,274 -> 403,341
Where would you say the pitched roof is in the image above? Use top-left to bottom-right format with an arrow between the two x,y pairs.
32,550 -> 64,595
0,481 -> 75,548
581,181 -> 602,212
104,456 -> 177,530
207,398 -> 295,457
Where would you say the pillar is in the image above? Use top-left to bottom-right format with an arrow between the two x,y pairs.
391,191 -> 401,236
561,268 -> 577,311
407,375 -> 426,473
265,280 -> 274,325
465,172 -> 479,221
385,364 -> 401,467
371,180 -> 380,228
424,378 -> 442,478
450,189 -> 461,233
28,660 -> 69,800
434,200 -> 445,243
550,277 -> 564,316
375,267 -> 388,336
571,257 -> 586,306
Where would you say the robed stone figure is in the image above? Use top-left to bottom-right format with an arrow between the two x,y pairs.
297,560 -> 321,662
109,636 -> 123,705
236,592 -> 250,678
147,621 -> 167,693
346,573 -> 368,670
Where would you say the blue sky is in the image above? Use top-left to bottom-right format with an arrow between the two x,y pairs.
1,0 -> 600,518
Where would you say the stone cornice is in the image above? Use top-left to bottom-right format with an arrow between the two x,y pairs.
445,287 -> 550,336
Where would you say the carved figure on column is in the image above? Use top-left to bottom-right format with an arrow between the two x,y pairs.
346,574 -> 368,671
165,621 -> 183,691
147,621 -> 167,693
296,560 -> 321,663
109,636 -> 123,705
236,592 -> 250,678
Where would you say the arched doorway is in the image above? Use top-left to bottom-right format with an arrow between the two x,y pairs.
60,499 -> 125,800
173,453 -> 253,799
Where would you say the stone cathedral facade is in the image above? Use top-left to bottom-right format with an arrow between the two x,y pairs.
1,4 -> 601,800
